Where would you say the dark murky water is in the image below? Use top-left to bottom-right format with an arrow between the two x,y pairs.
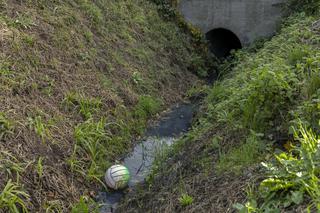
96,103 -> 195,212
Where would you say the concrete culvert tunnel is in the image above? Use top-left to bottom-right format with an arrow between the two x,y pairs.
206,28 -> 242,58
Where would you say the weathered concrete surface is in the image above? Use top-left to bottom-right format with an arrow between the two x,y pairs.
179,0 -> 285,45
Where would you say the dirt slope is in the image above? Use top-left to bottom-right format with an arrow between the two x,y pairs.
0,0 -> 205,211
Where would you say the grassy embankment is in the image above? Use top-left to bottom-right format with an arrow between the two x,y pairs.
119,1 -> 320,212
0,0 -> 210,211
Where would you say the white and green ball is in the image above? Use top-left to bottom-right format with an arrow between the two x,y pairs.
105,165 -> 130,190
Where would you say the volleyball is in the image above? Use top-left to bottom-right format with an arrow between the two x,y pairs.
105,165 -> 130,190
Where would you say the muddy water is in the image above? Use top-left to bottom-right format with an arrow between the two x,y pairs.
96,103 -> 195,212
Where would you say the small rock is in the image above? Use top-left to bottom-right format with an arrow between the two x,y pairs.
89,191 -> 96,197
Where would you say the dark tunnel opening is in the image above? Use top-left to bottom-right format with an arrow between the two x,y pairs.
206,28 -> 242,58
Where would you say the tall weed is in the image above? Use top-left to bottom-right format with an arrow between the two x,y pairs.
243,125 -> 320,211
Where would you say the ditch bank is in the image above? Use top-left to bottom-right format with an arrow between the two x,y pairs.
118,10 -> 320,213
97,102 -> 197,212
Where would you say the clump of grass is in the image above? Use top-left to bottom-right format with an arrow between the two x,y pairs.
9,13 -> 36,29
83,30 -> 94,43
71,196 -> 100,213
306,73 -> 320,99
132,95 -> 161,134
70,118 -> 111,183
0,151 -> 27,181
0,179 -> 30,212
28,115 -> 51,143
36,157 -> 44,180
62,92 -> 102,120
216,133 -> 266,175
134,96 -> 161,118
39,75 -> 55,97
301,54 -> 320,99
22,34 -> 35,47
132,71 -> 143,85
179,193 -> 194,207
189,54 -> 208,77
0,113 -> 13,140
76,0 -> 103,26
287,47 -> 309,66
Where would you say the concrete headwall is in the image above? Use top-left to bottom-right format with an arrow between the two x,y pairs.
178,0 -> 285,45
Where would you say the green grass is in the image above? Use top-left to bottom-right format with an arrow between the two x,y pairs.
69,95 -> 162,184
132,95 -> 162,134
0,113 -> 13,140
179,193 -> 194,207
76,0 -> 103,26
202,11 -> 320,211
0,151 -> 27,182
36,157 -> 44,180
204,12 -> 320,211
138,9 -> 320,212
71,196 -> 99,213
0,179 -> 29,213
28,115 -> 51,143
62,92 -> 102,120
22,34 -> 35,47
8,13 -> 35,30
287,47 -> 309,66
216,133 -> 266,175
199,13 -> 320,136
135,96 -> 161,117
70,118 -> 111,183
0,0 -> 205,210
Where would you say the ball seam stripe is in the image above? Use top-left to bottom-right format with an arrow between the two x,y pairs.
111,169 -> 129,175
